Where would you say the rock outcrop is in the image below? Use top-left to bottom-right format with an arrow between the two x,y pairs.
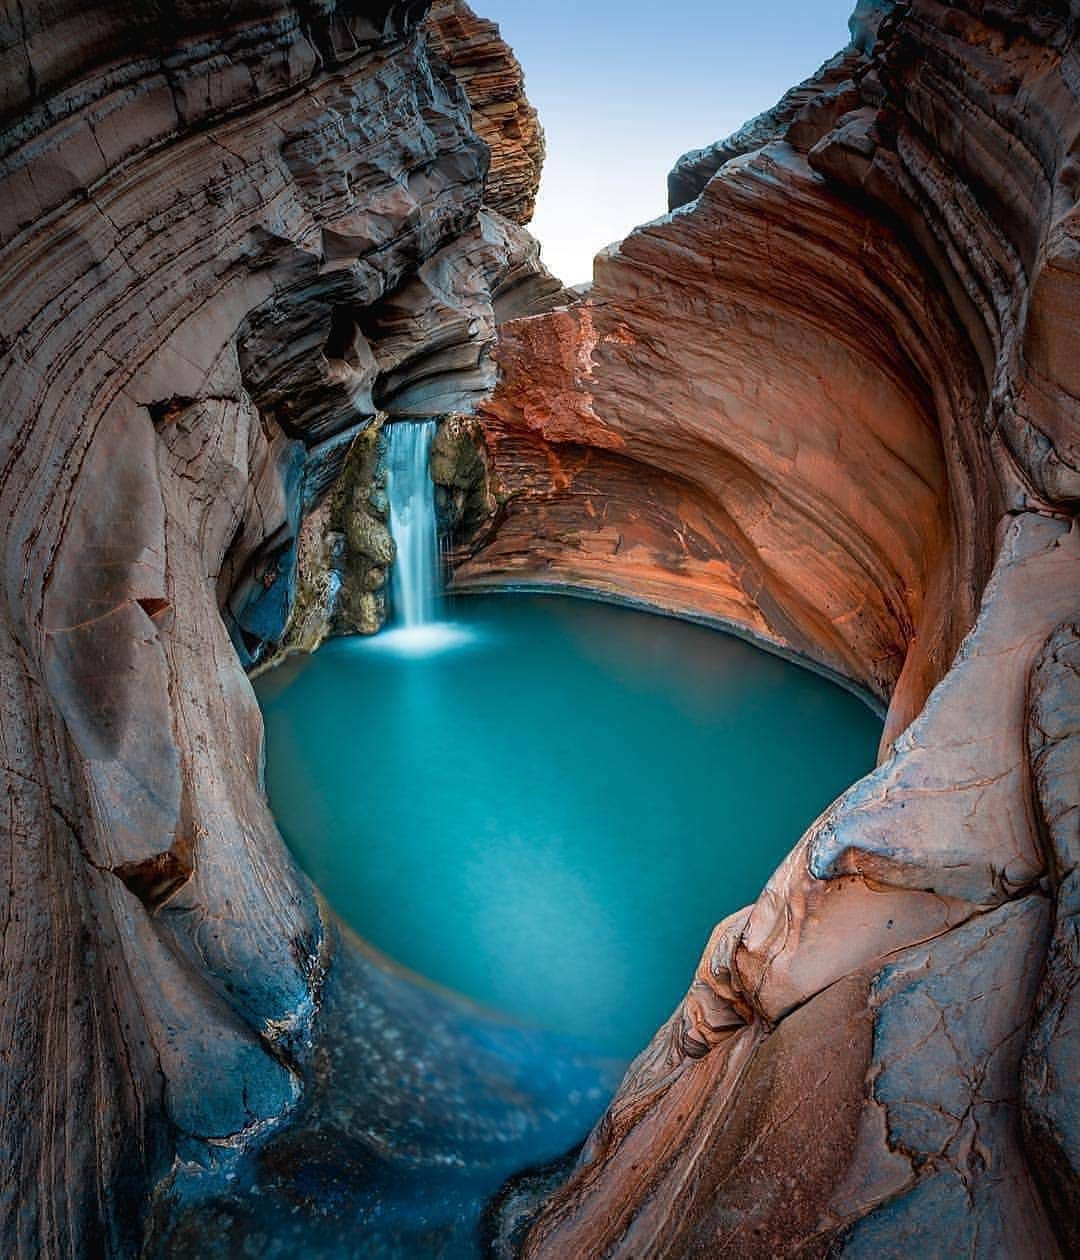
448,2 -> 1080,1253
0,0 -> 1077,1257
265,206 -> 565,652
426,0 -> 545,225
0,2 -> 559,1255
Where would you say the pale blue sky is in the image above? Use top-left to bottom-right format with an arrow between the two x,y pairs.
480,1 -> 857,282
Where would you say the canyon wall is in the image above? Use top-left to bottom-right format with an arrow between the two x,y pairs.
426,0 -> 544,225
0,0 -> 1076,1257
448,2 -> 1079,1255
0,2 -> 551,1254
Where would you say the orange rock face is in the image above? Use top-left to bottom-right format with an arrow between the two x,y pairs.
450,2 -> 1080,1254
426,0 -> 545,225
463,178 -> 966,744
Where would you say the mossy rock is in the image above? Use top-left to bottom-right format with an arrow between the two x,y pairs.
431,418 -> 486,490
336,587 -> 384,636
430,415 -> 495,539
345,510 -> 395,564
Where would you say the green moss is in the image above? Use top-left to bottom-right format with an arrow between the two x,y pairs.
430,414 -> 496,543
278,416 -> 396,653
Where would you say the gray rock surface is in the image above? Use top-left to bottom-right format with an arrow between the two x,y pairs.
0,3 -> 559,1254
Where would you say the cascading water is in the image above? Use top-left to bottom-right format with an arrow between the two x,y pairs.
379,420 -> 470,655
386,419 -> 440,629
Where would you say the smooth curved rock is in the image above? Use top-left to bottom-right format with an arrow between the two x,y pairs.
1022,620 -> 1080,1253
458,149 -> 976,746
446,2 -> 1080,1253
0,2 -> 552,1254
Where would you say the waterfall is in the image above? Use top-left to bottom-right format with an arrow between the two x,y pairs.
385,418 -> 442,626
386,419 -> 440,627
377,419 -> 471,656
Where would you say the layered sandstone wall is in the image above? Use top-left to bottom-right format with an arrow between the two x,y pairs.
448,3 -> 1079,1255
426,0 -> 545,225
0,2 -> 548,1254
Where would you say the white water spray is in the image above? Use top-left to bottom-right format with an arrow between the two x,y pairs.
386,419 -> 440,628
379,420 -> 471,656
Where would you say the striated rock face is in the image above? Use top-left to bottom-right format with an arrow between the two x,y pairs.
0,1 -> 1076,1258
425,0 -> 545,225
263,0 -> 561,653
666,46 -> 867,211
1022,619 -> 1080,1254
451,2 -> 1080,1254
0,2 -> 555,1255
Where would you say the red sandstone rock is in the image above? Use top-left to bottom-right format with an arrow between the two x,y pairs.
449,3 -> 1080,1254
425,0 -> 545,225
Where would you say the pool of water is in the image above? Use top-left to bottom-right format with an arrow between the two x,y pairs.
256,594 -> 881,1059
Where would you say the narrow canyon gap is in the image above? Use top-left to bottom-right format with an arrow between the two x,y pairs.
0,2 -> 1076,1259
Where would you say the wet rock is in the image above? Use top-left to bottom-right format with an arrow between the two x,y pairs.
431,413 -> 496,541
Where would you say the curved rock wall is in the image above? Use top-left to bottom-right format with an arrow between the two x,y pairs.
0,1 -> 1076,1257
449,2 -> 1079,1254
0,2 -> 547,1254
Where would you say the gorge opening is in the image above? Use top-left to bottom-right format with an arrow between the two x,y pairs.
254,422 -> 884,1060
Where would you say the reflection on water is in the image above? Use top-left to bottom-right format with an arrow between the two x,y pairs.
256,594 -> 882,1058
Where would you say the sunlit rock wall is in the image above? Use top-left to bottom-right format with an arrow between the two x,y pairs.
453,3 -> 1079,1255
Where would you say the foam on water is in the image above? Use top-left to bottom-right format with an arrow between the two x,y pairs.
359,621 -> 477,657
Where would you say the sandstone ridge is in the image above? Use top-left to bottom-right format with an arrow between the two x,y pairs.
450,3 -> 1079,1254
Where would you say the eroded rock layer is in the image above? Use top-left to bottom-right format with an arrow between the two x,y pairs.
0,0 -> 1077,1257
447,2 -> 1080,1254
426,0 -> 545,225
0,2 -> 553,1254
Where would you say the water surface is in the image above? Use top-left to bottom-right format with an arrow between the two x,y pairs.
256,594 -> 881,1058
